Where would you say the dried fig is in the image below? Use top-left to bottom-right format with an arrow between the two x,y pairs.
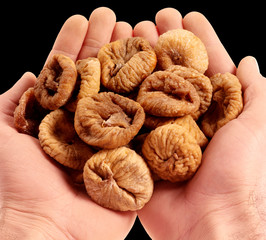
166,65 -> 213,120
154,29 -> 208,73
130,133 -> 161,182
14,87 -> 48,137
83,146 -> 154,211
201,72 -> 243,137
173,115 -> 208,149
144,113 -> 176,130
98,37 -> 157,93
136,71 -> 200,117
34,54 -> 77,110
144,115 -> 208,149
142,123 -> 202,182
74,92 -> 145,149
66,57 -> 101,112
39,109 -> 95,170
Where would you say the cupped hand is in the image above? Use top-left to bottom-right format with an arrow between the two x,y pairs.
0,7 -> 136,240
135,9 -> 266,239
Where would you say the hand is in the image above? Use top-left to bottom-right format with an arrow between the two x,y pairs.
135,9 -> 266,239
0,7 -> 136,240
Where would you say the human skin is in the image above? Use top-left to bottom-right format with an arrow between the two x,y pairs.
0,8 -> 136,240
135,9 -> 266,239
1,6 -> 266,240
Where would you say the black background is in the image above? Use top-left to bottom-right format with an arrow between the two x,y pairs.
2,1 -> 265,94
1,1 -> 265,239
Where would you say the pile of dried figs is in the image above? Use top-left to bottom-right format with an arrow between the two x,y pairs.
14,29 -> 243,211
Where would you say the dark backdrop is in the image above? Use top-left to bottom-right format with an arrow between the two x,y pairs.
2,1 -> 265,94
1,1 -> 265,239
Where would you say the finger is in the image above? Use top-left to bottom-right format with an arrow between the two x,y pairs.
111,21 -> 133,41
0,72 -> 37,116
183,12 -> 236,77
78,7 -> 116,59
3,72 -> 36,102
155,8 -> 183,35
237,56 -> 262,92
236,57 -> 266,131
133,21 -> 158,47
236,56 -> 265,113
46,15 -> 88,64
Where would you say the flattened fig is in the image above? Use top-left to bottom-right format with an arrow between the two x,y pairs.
74,92 -> 145,149
39,109 -> 95,170
201,72 -> 243,137
142,124 -> 202,182
34,54 -> 77,110
136,71 -> 200,117
154,29 -> 208,73
83,147 -> 154,211
14,87 -> 48,137
173,115 -> 208,149
98,37 -> 157,93
166,65 -> 213,120
66,57 -> 101,112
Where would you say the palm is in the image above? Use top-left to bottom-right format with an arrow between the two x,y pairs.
0,126 -> 74,217
0,89 -> 136,239
138,105 -> 266,238
0,130 -> 67,202
0,8 -> 136,239
136,9 -> 266,239
187,73 -> 266,208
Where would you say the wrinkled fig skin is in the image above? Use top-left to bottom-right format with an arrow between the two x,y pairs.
154,29 -> 208,73
39,109 -> 95,170
34,54 -> 77,110
76,57 -> 101,97
142,124 -> 202,182
144,115 -> 208,149
83,147 -> 154,211
65,57 -> 101,112
74,92 -> 145,149
166,65 -> 213,120
144,113 -> 177,130
98,37 -> 157,93
201,72 -> 243,137
136,71 -> 200,117
14,87 -> 48,137
173,115 -> 208,149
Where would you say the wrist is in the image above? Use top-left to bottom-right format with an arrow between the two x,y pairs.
0,222 -> 44,240
0,207 -> 68,240
190,195 -> 265,239
0,217 -> 46,240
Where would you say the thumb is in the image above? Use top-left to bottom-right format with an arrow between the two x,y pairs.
236,56 -> 266,121
236,56 -> 263,92
3,72 -> 36,105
